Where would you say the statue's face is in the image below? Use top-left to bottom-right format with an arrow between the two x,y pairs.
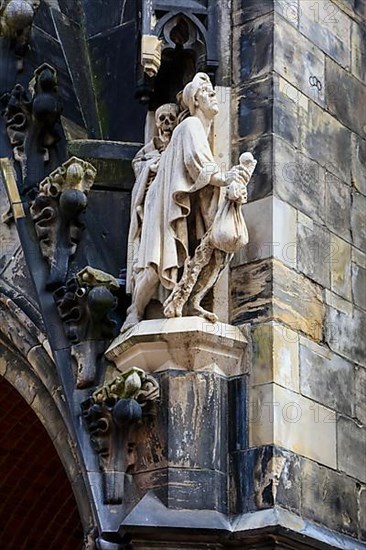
196,84 -> 219,118
155,104 -> 179,143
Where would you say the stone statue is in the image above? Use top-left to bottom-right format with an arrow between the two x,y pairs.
126,103 -> 179,295
122,73 -> 256,331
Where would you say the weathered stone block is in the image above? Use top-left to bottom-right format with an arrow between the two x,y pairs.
326,306 -> 366,366
249,383 -> 337,467
133,467 -> 228,513
273,74 -> 300,147
337,415 -> 366,482
297,212 -> 331,288
299,0 -> 351,68
273,261 -> 325,341
232,197 -> 273,266
325,171 -> 352,241
332,0 -> 366,22
251,322 -> 299,392
274,138 -> 326,224
325,289 -> 353,316
299,100 -> 352,184
231,446 -> 301,514
352,263 -> 366,310
360,487 -> 366,540
232,196 -> 297,269
239,77 -> 273,140
273,197 -> 297,269
351,133 -> 366,195
352,20 -> 366,83
132,369 -> 229,474
274,0 -> 299,26
228,375 -> 248,452
274,15 -> 325,107
239,14 -> 274,82
235,0 -> 273,24
352,192 -> 366,252
326,58 -> 366,138
301,457 -> 359,537
354,366 -> 366,425
235,0 -> 299,27
231,259 -> 273,325
352,246 -> 366,269
166,468 -> 228,513
300,337 -> 354,416
237,135 -> 273,201
166,372 -> 228,472
132,368 -> 231,513
330,234 -> 352,300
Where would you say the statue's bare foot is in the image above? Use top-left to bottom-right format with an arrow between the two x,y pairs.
120,308 -> 141,333
187,304 -> 218,323
163,300 -> 183,318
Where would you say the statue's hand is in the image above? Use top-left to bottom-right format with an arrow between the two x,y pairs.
225,165 -> 252,186
226,181 -> 248,204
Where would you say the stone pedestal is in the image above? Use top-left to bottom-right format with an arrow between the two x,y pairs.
105,317 -> 249,513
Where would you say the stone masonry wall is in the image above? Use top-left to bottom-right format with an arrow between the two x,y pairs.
231,0 -> 365,541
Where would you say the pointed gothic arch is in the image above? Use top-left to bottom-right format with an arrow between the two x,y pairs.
0,289 -> 95,548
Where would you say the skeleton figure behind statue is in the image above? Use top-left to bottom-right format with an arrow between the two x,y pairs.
126,103 -> 179,297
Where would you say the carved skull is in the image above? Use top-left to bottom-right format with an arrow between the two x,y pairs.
155,103 -> 179,144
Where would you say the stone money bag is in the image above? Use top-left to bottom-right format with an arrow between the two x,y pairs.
210,152 -> 257,254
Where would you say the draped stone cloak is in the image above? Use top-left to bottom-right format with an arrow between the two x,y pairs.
126,139 -> 161,293
126,116 -> 221,293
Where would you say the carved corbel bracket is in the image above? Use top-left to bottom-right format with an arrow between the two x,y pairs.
0,0 -> 40,71
30,157 -> 96,290
81,367 -> 159,504
54,267 -> 120,388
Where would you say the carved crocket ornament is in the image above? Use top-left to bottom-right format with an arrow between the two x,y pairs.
30,157 -> 96,289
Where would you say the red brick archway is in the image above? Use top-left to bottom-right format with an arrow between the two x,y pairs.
0,377 -> 84,549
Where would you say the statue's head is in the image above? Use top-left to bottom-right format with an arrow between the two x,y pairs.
182,72 -> 218,118
155,103 -> 179,143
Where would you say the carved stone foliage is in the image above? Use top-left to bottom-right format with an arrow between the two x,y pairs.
1,83 -> 29,181
1,63 -> 67,194
81,367 -> 159,504
0,0 -> 40,71
30,157 -> 96,290
54,267 -> 119,388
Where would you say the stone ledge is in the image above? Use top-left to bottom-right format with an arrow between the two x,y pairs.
67,140 -> 141,189
119,495 -> 365,549
106,317 -> 248,377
